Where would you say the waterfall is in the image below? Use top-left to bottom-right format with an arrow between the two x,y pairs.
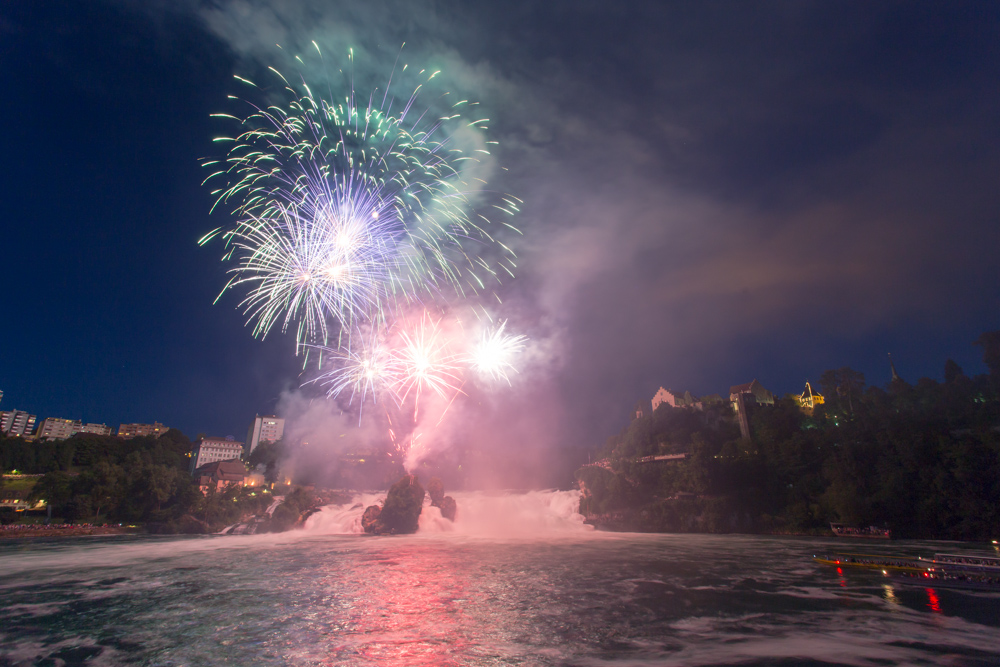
303,489 -> 591,536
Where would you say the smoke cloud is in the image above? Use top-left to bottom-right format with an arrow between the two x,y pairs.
174,1 -> 1000,465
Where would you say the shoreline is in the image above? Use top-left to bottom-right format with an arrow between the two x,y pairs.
0,525 -> 139,539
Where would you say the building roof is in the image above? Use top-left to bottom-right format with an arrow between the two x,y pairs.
729,381 -> 755,394
194,459 -> 246,481
197,437 -> 244,446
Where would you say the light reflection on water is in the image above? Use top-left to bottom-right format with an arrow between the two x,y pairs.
1,495 -> 999,666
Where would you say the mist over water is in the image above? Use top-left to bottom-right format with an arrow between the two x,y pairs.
2,490 -> 999,666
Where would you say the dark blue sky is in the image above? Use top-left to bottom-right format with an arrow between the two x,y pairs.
1,1 -> 998,448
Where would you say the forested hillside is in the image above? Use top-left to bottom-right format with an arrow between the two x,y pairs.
577,338 -> 1000,540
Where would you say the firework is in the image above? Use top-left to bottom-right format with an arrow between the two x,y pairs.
307,331 -> 398,408
469,319 -> 527,385
392,313 -> 464,403
202,48 -> 530,472
311,312 -> 467,407
217,199 -> 398,345
200,46 -> 521,347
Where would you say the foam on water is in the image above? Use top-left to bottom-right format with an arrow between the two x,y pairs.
303,489 -> 592,537
301,492 -> 384,534
2,530 -> 999,666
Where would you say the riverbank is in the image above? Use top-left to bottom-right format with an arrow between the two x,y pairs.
0,523 -> 139,539
581,504 -> 833,537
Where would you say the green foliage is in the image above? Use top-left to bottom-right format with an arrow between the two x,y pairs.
29,471 -> 74,514
1,430 -> 193,476
820,367 -> 866,416
9,430 -> 198,526
578,344 -> 1000,540
191,484 -> 273,531
247,439 -> 284,483
3,429 -> 311,534
268,487 -> 315,532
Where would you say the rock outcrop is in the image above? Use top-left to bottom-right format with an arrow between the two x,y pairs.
427,476 -> 457,522
437,495 -> 457,521
361,475 -> 459,534
362,475 -> 425,534
361,505 -> 382,533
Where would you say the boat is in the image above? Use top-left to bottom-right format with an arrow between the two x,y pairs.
830,523 -> 891,539
929,553 -> 1000,573
893,568 -> 1000,591
813,552 -> 927,574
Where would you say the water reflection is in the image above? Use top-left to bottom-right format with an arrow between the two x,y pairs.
3,528 -> 1000,665
309,544 -> 474,666
925,588 -> 942,614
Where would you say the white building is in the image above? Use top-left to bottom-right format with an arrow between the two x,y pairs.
190,437 -> 245,473
36,418 -> 82,441
246,415 -> 284,455
79,423 -> 112,436
0,410 -> 36,438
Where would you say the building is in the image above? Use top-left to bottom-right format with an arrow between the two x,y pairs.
118,422 -> 169,439
729,379 -> 775,407
192,460 -> 248,493
36,418 -> 82,441
729,379 -> 775,441
246,415 -> 284,455
190,437 -> 245,472
651,387 -> 702,412
1,488 -> 43,511
0,410 -> 36,438
794,382 -> 825,412
79,423 -> 112,436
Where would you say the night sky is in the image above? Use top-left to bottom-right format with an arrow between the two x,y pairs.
2,2 -> 998,453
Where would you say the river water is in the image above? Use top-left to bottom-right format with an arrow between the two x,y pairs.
1,490 -> 998,666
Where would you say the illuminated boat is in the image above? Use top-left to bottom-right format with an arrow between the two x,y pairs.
830,523 -> 891,539
812,553 -> 927,574
893,568 -> 1000,591
929,553 -> 1000,573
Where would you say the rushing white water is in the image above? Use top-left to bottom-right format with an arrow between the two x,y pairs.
303,489 -> 591,536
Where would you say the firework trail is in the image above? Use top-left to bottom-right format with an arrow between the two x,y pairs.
200,45 -> 522,348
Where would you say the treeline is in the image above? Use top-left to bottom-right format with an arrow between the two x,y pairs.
0,429 -> 191,475
578,334 -> 1000,541
0,430 -> 285,532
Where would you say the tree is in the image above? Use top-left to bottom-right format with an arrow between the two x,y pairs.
819,367 -> 866,416
248,439 -> 285,483
974,330 -> 1000,377
153,466 -> 177,511
29,471 -> 74,521
943,359 -> 964,383
79,462 -> 122,521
